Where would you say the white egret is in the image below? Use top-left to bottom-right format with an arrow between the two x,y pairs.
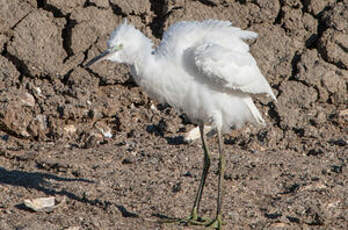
86,19 -> 276,229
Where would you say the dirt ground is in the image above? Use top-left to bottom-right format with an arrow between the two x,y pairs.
0,0 -> 347,229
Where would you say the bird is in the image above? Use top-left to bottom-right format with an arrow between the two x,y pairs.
86,19 -> 276,229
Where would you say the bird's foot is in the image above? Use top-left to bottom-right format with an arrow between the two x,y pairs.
204,215 -> 223,230
157,214 -> 212,226
184,215 -> 212,225
182,207 -> 213,225
156,209 -> 224,228
156,209 -> 212,226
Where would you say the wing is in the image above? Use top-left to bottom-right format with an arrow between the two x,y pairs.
157,20 -> 258,58
189,42 -> 276,100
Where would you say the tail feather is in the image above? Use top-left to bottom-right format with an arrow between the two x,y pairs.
244,97 -> 266,126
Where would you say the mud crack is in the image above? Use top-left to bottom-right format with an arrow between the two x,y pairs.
149,0 -> 169,39
62,15 -> 77,63
198,0 -> 217,7
1,41 -> 34,80
37,0 -> 76,63
108,1 -> 127,17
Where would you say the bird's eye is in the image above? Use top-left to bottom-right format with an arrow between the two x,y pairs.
111,44 -> 123,52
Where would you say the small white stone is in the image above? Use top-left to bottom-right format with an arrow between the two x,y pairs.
20,92 -> 35,107
64,124 -> 77,134
23,197 -> 55,212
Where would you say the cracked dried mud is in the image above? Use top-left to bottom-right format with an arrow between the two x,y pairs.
0,0 -> 347,229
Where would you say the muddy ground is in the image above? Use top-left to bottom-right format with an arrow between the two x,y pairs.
0,0 -> 347,229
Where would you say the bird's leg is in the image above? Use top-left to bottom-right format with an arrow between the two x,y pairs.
157,124 -> 214,226
158,124 -> 212,226
206,127 -> 225,229
189,123 -> 211,222
216,128 -> 225,228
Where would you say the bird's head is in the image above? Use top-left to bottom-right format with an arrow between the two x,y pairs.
86,19 -> 149,67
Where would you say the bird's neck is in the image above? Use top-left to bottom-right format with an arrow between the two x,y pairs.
128,36 -> 155,80
125,33 -> 154,66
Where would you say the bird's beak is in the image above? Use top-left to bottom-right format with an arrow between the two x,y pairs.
85,49 -> 112,67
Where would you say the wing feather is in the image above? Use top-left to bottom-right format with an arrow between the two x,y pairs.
192,43 -> 276,100
157,20 -> 258,57
156,20 -> 276,100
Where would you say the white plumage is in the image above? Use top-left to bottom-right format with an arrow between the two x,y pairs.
86,19 -> 276,229
87,19 -> 275,132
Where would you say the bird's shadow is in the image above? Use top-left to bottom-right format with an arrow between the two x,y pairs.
165,136 -> 186,145
151,213 -> 186,224
146,123 -> 187,145
0,166 -> 143,218
0,166 -> 103,207
116,205 -> 139,218
152,213 -> 177,220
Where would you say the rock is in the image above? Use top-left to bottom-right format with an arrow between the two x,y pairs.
281,6 -> 317,41
89,0 -> 109,8
278,81 -> 317,128
46,0 -> 85,14
70,7 -> 120,54
321,2 -> 348,32
250,0 -> 280,23
19,92 -> 35,107
28,114 -> 48,139
95,121 -> 113,138
319,29 -> 348,69
64,124 -> 77,135
0,89 -> 35,137
7,9 -> 66,76
0,0 -> 34,33
0,56 -> 20,88
304,0 -> 335,16
251,24 -> 299,85
23,196 -> 64,212
109,0 -> 151,15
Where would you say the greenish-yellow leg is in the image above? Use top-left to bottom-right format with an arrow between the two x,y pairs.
159,123 -> 212,226
205,127 -> 225,229
188,123 -> 212,224
160,125 -> 225,229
